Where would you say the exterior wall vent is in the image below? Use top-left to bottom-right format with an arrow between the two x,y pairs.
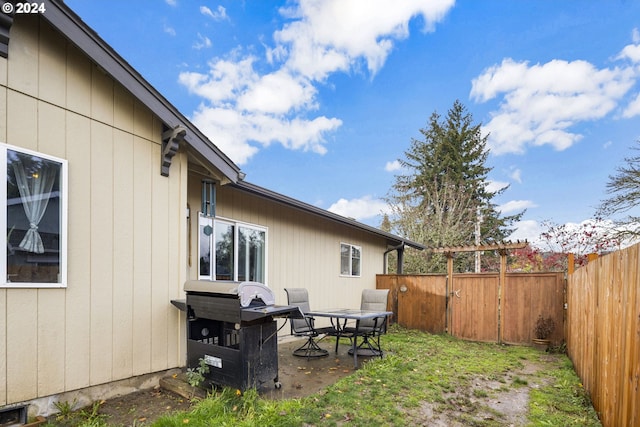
0,405 -> 27,426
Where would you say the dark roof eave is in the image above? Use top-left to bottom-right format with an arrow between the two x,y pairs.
42,0 -> 241,183
232,181 -> 425,250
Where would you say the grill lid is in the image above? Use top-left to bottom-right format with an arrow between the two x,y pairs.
237,281 -> 275,307
183,280 -> 275,307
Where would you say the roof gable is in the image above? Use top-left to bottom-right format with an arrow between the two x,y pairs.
35,0 -> 241,183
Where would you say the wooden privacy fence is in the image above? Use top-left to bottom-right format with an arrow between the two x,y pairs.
377,272 -> 565,345
567,243 -> 640,427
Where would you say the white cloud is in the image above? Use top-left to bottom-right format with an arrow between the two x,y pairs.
617,44 -> 640,63
190,107 -> 259,164
236,70 -> 318,114
163,24 -> 176,36
617,30 -> 640,63
623,93 -> 640,118
508,220 -> 543,244
165,0 -> 177,6
328,195 -> 390,221
193,33 -> 212,50
471,57 -> 638,155
275,0 -> 454,79
178,0 -> 455,165
180,55 -> 342,162
190,105 -> 342,164
200,5 -> 228,21
509,168 -> 522,183
486,180 -> 509,193
498,199 -> 536,214
179,56 -> 259,104
385,160 -> 402,172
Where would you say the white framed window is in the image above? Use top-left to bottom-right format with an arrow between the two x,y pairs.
198,214 -> 267,283
340,243 -> 361,277
1,144 -> 67,288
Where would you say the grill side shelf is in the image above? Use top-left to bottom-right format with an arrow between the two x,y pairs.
187,293 -> 241,324
241,305 -> 302,322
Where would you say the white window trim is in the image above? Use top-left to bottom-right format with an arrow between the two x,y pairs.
197,214 -> 214,281
340,242 -> 362,278
1,143 -> 68,288
198,214 -> 268,284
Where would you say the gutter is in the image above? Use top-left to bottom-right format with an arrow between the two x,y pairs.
231,180 -> 425,251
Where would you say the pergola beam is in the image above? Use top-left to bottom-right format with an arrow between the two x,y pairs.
430,241 -> 528,254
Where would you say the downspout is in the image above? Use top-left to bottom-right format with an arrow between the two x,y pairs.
384,242 -> 405,274
397,244 -> 405,274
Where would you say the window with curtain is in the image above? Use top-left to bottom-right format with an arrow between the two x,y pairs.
198,214 -> 266,283
198,216 -> 214,278
2,144 -> 67,287
340,243 -> 361,277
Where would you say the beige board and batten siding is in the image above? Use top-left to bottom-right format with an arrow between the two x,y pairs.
188,178 -> 388,316
0,15 -> 187,407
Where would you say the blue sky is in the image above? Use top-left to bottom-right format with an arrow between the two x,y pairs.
65,0 -> 640,244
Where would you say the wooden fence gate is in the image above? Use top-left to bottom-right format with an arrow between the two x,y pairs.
378,272 -> 565,345
449,274 -> 499,342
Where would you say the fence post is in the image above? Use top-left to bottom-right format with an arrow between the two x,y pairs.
568,253 -> 574,274
498,249 -> 507,343
446,251 -> 454,334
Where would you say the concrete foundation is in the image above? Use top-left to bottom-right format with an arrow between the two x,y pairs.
4,368 -> 183,419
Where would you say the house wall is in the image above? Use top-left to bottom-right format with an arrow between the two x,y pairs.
0,15 -> 187,407
187,175 -> 389,319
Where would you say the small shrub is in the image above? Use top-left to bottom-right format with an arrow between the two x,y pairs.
473,389 -> 488,398
534,315 -> 555,339
548,341 -> 567,354
53,399 -> 77,420
512,377 -> 528,387
186,358 -> 210,388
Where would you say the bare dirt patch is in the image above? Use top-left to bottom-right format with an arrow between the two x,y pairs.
413,357 -> 556,426
88,387 -> 193,426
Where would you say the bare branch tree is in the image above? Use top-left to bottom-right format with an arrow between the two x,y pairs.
596,141 -> 640,240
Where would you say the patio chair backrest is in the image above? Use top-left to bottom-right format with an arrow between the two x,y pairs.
284,288 -> 313,334
360,289 -> 389,329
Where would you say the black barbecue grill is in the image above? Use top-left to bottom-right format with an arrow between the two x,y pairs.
177,280 -> 301,391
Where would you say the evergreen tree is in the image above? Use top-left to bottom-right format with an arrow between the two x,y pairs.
386,100 -> 523,273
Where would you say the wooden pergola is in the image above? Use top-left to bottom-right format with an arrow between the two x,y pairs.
430,240 -> 528,279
